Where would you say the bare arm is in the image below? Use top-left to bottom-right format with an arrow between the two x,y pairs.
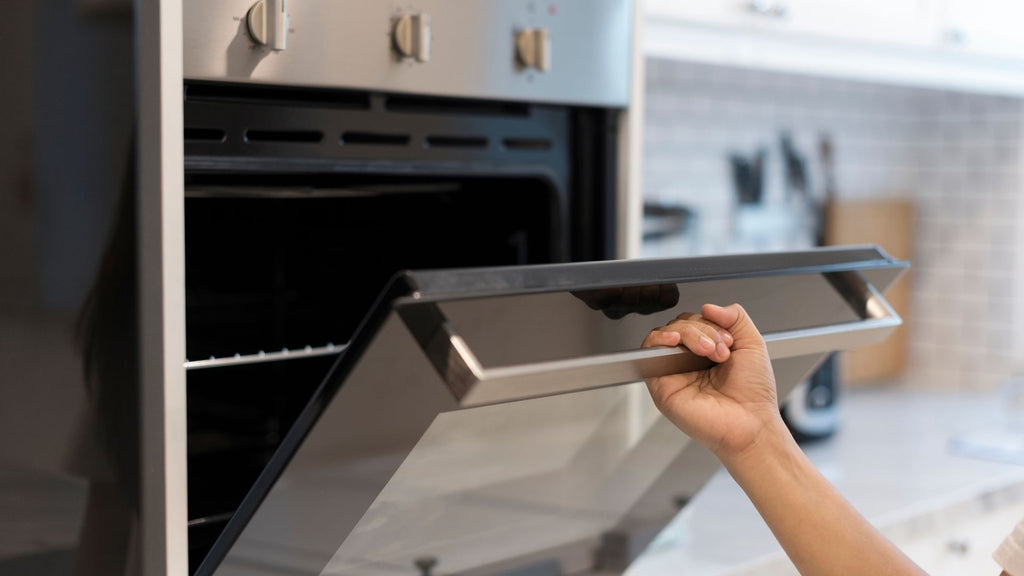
721,414 -> 924,576
643,304 -> 927,576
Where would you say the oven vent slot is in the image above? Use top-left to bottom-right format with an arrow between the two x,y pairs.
186,82 -> 371,110
425,135 -> 489,149
386,95 -> 530,117
245,130 -> 324,144
340,131 -> 411,146
185,128 -> 226,143
503,137 -> 552,151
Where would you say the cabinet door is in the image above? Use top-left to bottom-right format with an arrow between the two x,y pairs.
777,0 -> 934,47
645,0 -> 750,29
646,0 -> 934,48
942,0 -> 1024,60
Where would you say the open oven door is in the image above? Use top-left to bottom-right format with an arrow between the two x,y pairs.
195,246 -> 908,576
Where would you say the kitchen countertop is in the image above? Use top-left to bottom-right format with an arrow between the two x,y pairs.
629,387 -> 1024,576
6,387 -> 1024,575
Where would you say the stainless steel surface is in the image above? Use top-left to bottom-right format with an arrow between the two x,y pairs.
245,0 -> 287,50
184,342 -> 347,371
213,314 -> 461,576
392,13 -> 431,63
515,28 -> 551,72
201,248 -> 907,576
182,0 -> 631,107
404,269 -> 900,407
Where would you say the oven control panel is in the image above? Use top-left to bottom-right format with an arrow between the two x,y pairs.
391,12 -> 431,63
515,27 -> 550,72
183,0 -> 631,107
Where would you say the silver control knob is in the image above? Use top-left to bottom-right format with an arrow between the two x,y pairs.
515,28 -> 550,72
246,0 -> 287,51
393,13 -> 431,63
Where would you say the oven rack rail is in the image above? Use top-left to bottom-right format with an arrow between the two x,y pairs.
184,342 -> 348,371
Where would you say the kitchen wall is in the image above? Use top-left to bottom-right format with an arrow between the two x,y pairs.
643,58 -> 1022,391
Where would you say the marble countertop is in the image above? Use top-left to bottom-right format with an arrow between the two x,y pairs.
629,387 -> 1024,576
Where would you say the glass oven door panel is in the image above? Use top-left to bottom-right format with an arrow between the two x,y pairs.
437,272 -> 862,369
198,247 -> 907,576
322,384 -> 682,576
184,180 -> 561,362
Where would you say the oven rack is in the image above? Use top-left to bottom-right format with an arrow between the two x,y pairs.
184,342 -> 348,371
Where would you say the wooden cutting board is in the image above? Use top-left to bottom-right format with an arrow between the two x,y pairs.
824,198 -> 913,384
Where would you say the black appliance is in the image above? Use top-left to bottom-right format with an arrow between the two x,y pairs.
175,2 -> 907,575
182,82 -> 623,570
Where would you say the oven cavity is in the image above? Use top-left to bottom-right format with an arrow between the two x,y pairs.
183,80 -> 619,573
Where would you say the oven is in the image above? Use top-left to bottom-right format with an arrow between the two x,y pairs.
181,0 -> 634,571
177,3 -> 908,576
185,247 -> 908,576
182,87 -> 622,569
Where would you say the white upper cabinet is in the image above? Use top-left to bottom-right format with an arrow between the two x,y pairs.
646,0 -> 935,48
644,0 -> 1024,96
773,0 -> 934,46
643,0 -> 749,29
940,0 -> 1024,60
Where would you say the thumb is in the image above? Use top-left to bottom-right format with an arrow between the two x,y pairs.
700,303 -> 765,351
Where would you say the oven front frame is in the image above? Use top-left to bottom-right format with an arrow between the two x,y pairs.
136,4 -> 645,575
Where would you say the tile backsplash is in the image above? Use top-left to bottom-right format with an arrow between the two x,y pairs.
643,59 -> 1022,391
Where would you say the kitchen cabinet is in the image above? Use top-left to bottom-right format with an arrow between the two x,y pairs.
941,0 -> 1024,60
772,0 -> 933,47
898,504 -> 1023,576
628,390 -> 1024,576
644,0 -> 750,30
646,0 -> 933,48
644,0 -> 1024,97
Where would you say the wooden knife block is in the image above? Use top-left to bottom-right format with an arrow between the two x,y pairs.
825,198 -> 914,385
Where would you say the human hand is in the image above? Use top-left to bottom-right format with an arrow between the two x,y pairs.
642,303 -> 785,461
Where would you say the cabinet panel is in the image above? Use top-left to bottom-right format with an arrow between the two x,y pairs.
645,0 -> 750,29
646,0 -> 934,48
778,0 -> 933,47
942,0 -> 1024,60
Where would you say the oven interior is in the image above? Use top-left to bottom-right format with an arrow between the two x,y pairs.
183,82 -> 619,572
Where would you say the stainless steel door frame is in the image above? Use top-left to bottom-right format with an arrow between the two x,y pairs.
400,270 -> 899,408
200,247 -> 908,576
182,0 -> 632,107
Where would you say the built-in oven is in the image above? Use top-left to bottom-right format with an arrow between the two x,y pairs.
182,83 -> 620,568
190,247 -> 907,576
181,0 -> 633,570
179,2 -> 907,575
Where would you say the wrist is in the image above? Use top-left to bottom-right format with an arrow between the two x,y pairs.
717,413 -> 798,473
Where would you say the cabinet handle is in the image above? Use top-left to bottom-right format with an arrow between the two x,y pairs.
946,539 -> 970,556
946,28 -> 968,47
747,0 -> 789,18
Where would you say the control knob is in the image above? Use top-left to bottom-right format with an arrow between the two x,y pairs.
246,0 -> 287,51
515,28 -> 550,72
393,13 -> 431,63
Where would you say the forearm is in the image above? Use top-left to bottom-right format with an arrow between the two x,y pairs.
721,418 -> 927,576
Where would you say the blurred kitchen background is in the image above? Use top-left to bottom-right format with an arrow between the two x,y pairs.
641,58 -> 1023,393
4,0 -> 1024,574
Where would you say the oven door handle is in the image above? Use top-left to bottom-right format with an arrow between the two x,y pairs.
400,271 -> 901,408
